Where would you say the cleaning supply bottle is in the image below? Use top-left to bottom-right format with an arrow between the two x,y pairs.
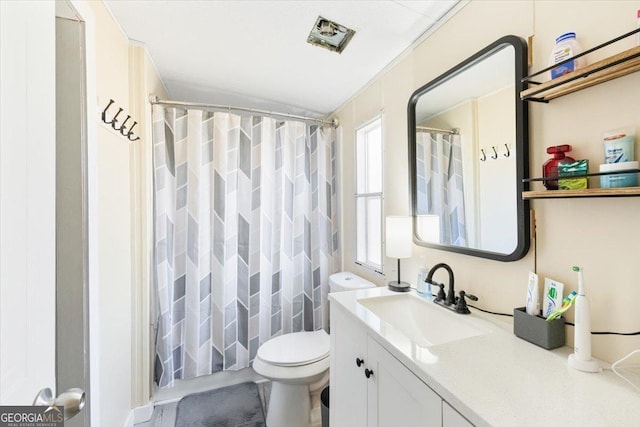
568,266 -> 601,373
543,145 -> 575,190
637,9 -> 640,46
548,32 -> 585,79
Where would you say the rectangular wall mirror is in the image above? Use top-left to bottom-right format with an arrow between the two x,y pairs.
408,35 -> 529,261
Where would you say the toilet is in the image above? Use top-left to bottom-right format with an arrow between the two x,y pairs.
253,272 -> 375,427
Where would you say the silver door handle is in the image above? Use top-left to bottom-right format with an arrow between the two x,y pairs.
33,387 -> 85,421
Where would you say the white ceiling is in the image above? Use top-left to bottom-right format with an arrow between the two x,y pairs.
104,0 -> 461,118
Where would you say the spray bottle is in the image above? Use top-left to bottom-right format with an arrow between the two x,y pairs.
567,266 -> 601,372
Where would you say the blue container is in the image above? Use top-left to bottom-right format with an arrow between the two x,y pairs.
600,161 -> 639,188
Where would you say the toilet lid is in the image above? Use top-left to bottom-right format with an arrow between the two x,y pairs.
257,330 -> 329,367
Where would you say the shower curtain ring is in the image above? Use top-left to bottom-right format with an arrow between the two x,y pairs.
491,146 -> 498,159
504,143 -> 510,157
480,148 -> 486,162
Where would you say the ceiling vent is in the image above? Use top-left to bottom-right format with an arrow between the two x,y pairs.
307,16 -> 355,54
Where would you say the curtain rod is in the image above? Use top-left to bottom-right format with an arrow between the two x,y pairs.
416,126 -> 459,135
149,95 -> 338,128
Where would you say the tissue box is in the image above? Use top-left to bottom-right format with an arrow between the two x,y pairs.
558,159 -> 588,190
513,307 -> 565,350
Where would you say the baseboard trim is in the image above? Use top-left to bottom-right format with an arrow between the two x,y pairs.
123,410 -> 134,427
134,403 -> 154,424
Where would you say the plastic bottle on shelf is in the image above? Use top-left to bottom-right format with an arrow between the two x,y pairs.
637,9 -> 640,45
543,145 -> 575,190
548,32 -> 586,79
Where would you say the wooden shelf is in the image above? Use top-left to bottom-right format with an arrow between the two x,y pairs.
523,186 -> 640,200
523,168 -> 640,183
521,30 -> 640,199
521,46 -> 640,102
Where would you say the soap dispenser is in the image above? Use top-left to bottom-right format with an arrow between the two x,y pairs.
543,145 -> 575,190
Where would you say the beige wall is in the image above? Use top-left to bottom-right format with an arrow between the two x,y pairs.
334,0 -> 640,363
87,1 -> 166,424
476,86 -> 517,253
90,2 -> 133,425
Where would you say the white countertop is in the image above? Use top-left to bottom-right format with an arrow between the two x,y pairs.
330,287 -> 640,427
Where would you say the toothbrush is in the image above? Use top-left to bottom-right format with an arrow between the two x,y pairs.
567,266 -> 601,372
572,266 -> 591,360
546,290 -> 578,321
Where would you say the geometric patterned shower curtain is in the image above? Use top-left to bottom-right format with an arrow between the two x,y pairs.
415,131 -> 467,246
151,106 -> 339,388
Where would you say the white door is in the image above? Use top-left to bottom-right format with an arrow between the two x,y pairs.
0,0 -> 57,404
1,5 -> 93,424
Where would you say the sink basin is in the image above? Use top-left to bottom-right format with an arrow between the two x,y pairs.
357,293 -> 489,347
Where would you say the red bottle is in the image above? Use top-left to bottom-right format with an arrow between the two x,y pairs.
543,145 -> 575,190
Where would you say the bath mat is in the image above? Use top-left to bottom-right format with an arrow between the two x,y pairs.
174,381 -> 266,427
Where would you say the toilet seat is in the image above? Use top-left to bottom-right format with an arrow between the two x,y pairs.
256,330 -> 329,367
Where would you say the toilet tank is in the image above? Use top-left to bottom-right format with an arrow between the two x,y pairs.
329,272 -> 376,293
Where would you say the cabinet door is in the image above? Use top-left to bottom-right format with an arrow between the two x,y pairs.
367,337 -> 442,427
330,306 -> 369,427
443,402 -> 474,427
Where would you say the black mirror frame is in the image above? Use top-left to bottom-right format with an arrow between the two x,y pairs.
408,35 -> 530,262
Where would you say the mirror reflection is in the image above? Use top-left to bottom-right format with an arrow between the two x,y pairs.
409,36 -> 529,261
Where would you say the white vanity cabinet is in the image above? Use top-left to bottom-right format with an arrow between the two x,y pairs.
330,305 -> 369,427
366,336 -> 442,426
443,402 -> 474,427
330,304 -> 472,427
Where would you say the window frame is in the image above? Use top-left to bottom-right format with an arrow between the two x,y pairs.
354,116 -> 384,273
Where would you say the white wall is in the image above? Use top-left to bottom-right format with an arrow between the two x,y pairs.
334,0 -> 640,364
85,2 -> 166,424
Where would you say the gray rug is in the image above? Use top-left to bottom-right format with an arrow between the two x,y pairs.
174,382 -> 266,427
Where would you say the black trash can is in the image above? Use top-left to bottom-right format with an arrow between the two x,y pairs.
321,386 -> 330,427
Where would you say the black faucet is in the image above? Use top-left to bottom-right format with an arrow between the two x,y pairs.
425,263 -> 455,306
455,290 -> 479,314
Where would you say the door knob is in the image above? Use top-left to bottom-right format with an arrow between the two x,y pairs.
364,368 -> 374,378
33,387 -> 85,421
356,358 -> 364,367
55,388 -> 85,421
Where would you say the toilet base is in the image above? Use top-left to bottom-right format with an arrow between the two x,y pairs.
266,382 -> 311,427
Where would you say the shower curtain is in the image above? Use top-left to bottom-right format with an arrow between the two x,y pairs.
152,106 -> 339,388
415,131 -> 467,246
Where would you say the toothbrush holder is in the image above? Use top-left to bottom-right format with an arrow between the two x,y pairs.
513,307 -> 565,350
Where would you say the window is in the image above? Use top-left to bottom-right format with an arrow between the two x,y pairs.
355,118 -> 383,271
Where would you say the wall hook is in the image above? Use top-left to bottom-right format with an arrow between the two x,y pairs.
491,146 -> 498,159
480,148 -> 486,162
101,99 -> 115,124
127,121 -> 140,141
100,98 -> 141,142
504,143 -> 510,157
116,115 -> 131,134
127,121 -> 138,140
110,108 -> 124,130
